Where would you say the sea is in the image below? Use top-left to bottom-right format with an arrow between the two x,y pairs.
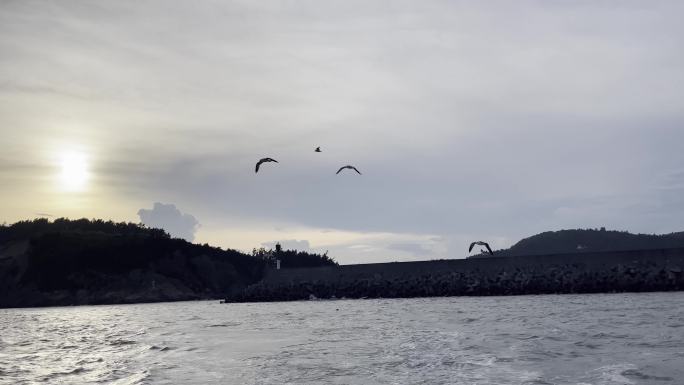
1,292 -> 683,385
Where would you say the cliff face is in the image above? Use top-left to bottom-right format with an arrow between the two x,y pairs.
226,248 -> 684,303
0,220 -> 266,308
0,238 -> 265,308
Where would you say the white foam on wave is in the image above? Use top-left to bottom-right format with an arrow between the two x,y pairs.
591,363 -> 638,385
109,369 -> 150,385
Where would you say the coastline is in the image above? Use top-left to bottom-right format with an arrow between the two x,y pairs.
226,248 -> 684,303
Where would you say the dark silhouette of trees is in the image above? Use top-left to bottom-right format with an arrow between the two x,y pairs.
252,246 -> 338,268
0,218 -> 337,307
0,217 -> 167,243
476,228 -> 684,257
1,218 -> 260,291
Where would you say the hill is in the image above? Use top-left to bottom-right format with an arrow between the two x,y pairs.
0,218 -> 336,308
470,228 -> 684,258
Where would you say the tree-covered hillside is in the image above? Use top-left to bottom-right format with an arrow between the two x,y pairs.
475,228 -> 684,258
0,218 -> 336,308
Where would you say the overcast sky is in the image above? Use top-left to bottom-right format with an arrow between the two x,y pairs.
1,1 -> 683,263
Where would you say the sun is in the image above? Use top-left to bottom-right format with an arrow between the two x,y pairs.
58,151 -> 89,192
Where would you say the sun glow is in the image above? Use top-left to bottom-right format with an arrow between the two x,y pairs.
58,151 -> 89,192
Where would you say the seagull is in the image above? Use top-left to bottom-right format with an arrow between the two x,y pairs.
255,157 -> 278,173
315,147 -> 321,152
336,165 -> 361,175
469,241 -> 493,255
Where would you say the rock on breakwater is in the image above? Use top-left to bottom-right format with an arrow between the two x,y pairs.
226,248 -> 684,302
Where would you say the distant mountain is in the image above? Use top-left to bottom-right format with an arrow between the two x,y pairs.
470,228 -> 684,258
0,218 -> 336,308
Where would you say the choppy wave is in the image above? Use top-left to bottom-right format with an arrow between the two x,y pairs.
1,292 -> 684,384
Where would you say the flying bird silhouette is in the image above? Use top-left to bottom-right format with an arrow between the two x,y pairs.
336,165 -> 361,175
315,147 -> 321,152
469,241 -> 493,255
255,158 -> 278,173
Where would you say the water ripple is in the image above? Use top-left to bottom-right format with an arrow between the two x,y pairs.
1,293 -> 683,384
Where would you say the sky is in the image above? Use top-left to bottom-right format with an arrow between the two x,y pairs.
1,1 -> 683,264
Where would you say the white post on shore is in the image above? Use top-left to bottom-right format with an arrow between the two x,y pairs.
276,259 -> 281,270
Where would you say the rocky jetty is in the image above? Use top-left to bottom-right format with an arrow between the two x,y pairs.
226,248 -> 684,302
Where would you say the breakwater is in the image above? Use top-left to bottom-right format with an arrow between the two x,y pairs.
225,248 -> 684,302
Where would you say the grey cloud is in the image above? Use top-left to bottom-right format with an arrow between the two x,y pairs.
151,116 -> 682,234
137,202 -> 200,242
2,1 -> 684,262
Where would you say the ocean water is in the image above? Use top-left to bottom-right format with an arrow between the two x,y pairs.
1,292 -> 684,385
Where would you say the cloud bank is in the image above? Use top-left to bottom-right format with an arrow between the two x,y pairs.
138,202 -> 200,242
2,1 -> 683,262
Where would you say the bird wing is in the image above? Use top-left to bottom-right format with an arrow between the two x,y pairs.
256,158 -> 277,173
485,243 -> 493,255
336,166 -> 346,174
351,166 -> 361,175
469,242 -> 476,252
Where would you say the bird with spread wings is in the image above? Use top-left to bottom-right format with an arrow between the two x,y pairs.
469,241 -> 493,255
255,158 -> 278,173
336,165 -> 361,175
